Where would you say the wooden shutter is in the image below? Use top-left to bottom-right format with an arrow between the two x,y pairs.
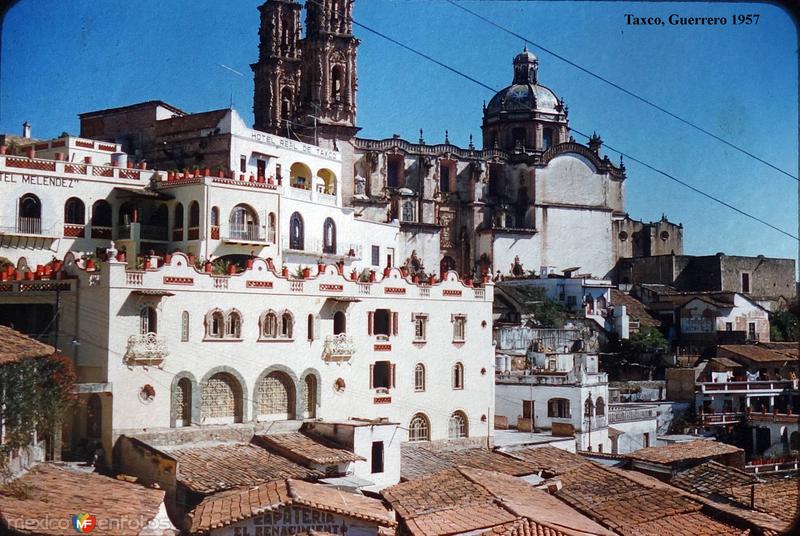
369,364 -> 374,389
368,311 -> 374,336
390,364 -> 396,388
392,312 -> 399,336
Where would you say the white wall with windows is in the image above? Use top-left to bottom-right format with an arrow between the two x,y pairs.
50,253 -> 493,460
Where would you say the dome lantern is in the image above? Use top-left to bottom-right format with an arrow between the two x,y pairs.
512,45 -> 538,84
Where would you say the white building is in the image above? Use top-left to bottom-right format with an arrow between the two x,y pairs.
0,123 -> 495,479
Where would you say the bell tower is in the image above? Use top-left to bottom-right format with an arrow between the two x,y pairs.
298,0 -> 360,146
251,0 -> 303,135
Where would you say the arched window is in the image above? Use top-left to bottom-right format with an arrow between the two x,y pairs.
281,87 -> 293,122
595,397 -> 605,417
543,128 -> 554,150
548,398 -> 570,419
228,204 -> 259,241
226,310 -> 242,338
307,314 -> 315,341
408,413 -> 430,442
290,162 -> 312,189
323,217 -> 336,254
174,377 -> 192,427
268,212 -> 277,244
173,202 -> 184,241
289,212 -> 304,250
189,201 -> 200,227
440,256 -> 456,276
64,197 -> 85,225
210,206 -> 220,226
91,200 -> 112,227
303,375 -> 317,419
449,411 -> 468,439
140,306 -> 157,334
281,311 -> 294,338
207,310 -> 225,338
414,363 -> 425,392
256,371 -> 296,420
181,311 -> 190,342
18,193 -> 41,233
333,311 -> 346,335
201,372 -> 243,424
402,200 -> 415,222
317,169 -> 336,195
584,397 -> 593,417
262,311 -> 278,338
452,362 -> 464,390
331,65 -> 344,101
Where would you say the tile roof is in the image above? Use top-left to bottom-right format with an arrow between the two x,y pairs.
166,442 -> 321,494
0,463 -> 165,535
254,432 -> 364,466
614,511 -> 748,536
719,344 -> 799,363
610,289 -> 661,327
78,100 -> 186,118
624,439 -> 743,466
189,478 -> 395,534
729,478 -> 800,524
400,446 -> 539,481
670,461 -> 756,496
553,462 -> 749,535
0,325 -> 54,365
382,467 -> 613,536
500,446 -> 591,477
478,518 -> 582,536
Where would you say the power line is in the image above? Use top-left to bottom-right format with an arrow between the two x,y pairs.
445,0 -> 798,183
334,0 -> 797,242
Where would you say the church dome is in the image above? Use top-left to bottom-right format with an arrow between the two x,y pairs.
485,47 -> 561,115
486,83 -> 560,114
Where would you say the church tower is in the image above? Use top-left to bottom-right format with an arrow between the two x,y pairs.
298,0 -> 360,147
251,0 -> 303,135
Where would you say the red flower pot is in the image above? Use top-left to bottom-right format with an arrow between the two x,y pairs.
428,275 -> 436,285
266,258 -> 275,270
318,263 -> 326,274
117,252 -> 126,263
24,271 -> 34,280
163,254 -> 172,265
412,275 -> 420,284
369,270 -> 376,282
246,258 -> 254,269
302,267 -> 311,279
281,266 -> 289,277
383,267 -> 391,277
85,259 -> 95,271
204,261 -> 212,273
187,254 -> 195,265
400,267 -> 409,277
350,269 -> 358,280
204,168 -> 210,177
227,264 -> 236,275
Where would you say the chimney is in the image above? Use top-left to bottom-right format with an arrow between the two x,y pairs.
22,121 -> 31,139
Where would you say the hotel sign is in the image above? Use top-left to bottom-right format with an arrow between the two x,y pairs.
249,132 -> 341,161
1,172 -> 77,188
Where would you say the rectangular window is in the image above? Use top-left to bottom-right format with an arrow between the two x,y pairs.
452,315 -> 466,342
598,444 -> 603,453
371,441 -> 384,473
566,295 -> 577,307
256,158 -> 267,178
439,162 -> 451,193
522,400 -> 534,420
181,311 -> 189,342
276,163 -> 282,182
726,322 -> 733,331
373,309 -> 391,337
643,432 -> 650,448
741,272 -> 750,293
371,245 -> 380,266
413,314 -> 427,341
748,322 -> 757,341
371,360 -> 394,390
240,155 -> 247,173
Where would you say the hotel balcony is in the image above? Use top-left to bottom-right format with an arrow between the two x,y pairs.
222,223 -> 268,245
124,332 -> 168,366
697,379 -> 798,396
0,217 -> 59,239
699,412 -> 745,426
281,237 -> 362,260
322,334 -> 356,362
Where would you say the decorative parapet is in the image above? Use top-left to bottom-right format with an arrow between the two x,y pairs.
323,334 -> 356,362
124,332 -> 168,366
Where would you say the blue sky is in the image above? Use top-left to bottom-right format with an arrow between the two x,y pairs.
1,1 -> 797,261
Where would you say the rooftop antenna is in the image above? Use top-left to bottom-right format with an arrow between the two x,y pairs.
218,64 -> 245,109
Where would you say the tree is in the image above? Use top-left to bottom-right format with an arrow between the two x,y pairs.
770,310 -> 798,341
623,326 -> 668,353
516,286 -> 568,328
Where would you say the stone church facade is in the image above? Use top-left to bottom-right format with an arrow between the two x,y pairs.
253,0 -> 682,279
